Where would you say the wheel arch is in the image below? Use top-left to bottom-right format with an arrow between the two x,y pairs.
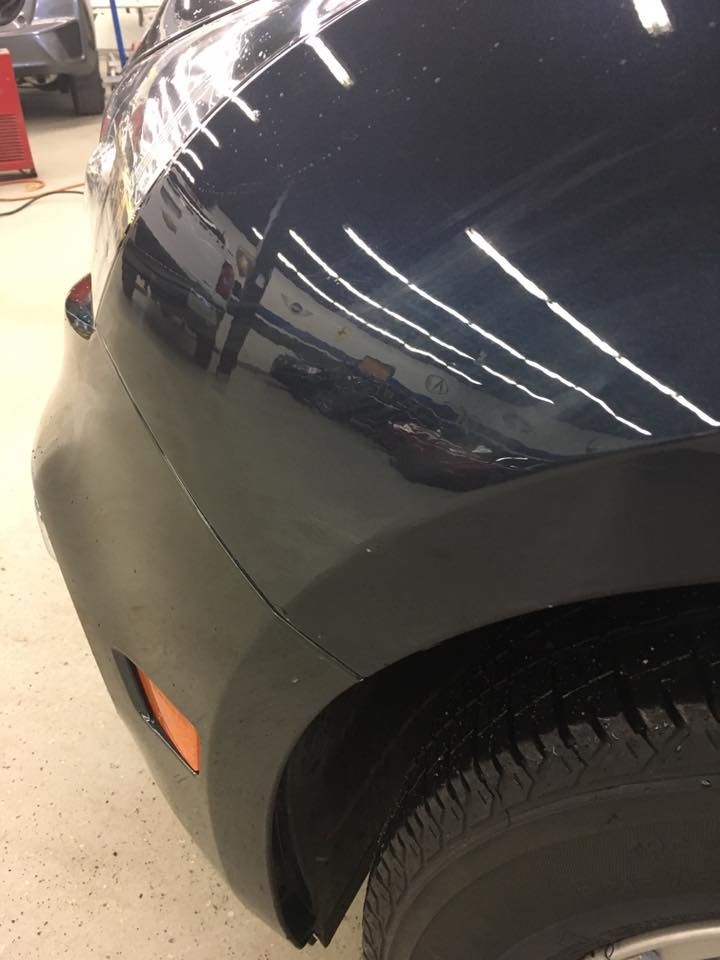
284,433 -> 720,676
271,583 -> 720,946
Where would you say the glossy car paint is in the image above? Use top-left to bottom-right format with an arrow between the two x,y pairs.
132,0 -> 237,57
33,0 -> 720,946
100,0 -> 720,674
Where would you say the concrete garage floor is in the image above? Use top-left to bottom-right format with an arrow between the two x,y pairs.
0,91 -> 361,960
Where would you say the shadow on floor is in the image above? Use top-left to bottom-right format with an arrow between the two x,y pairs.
18,85 -> 103,128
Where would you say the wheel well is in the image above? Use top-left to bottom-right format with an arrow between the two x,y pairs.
272,583 -> 720,945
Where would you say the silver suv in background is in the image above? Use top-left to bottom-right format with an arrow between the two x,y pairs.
0,0 -> 104,114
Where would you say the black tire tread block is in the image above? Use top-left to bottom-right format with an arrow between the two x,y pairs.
362,613 -> 720,960
70,69 -> 105,116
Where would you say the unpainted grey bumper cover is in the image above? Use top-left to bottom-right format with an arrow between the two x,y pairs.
0,0 -> 97,75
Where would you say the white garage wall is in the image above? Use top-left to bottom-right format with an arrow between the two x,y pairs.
91,0 -> 158,59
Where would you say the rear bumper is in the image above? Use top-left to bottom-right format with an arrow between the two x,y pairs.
32,324 -> 354,937
2,17 -> 96,75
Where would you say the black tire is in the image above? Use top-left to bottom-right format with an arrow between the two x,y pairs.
363,618 -> 720,960
69,68 -> 105,116
314,388 -> 343,418
194,335 -> 213,370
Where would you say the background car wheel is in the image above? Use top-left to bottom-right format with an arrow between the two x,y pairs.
314,389 -> 342,418
69,68 -> 105,116
363,621 -> 720,960
29,75 -> 61,90
121,267 -> 137,299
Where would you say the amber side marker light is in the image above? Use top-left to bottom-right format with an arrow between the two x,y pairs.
137,670 -> 201,774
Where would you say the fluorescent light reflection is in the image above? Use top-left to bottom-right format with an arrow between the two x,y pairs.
252,227 -> 264,241
228,92 -> 259,122
466,227 -> 719,429
172,51 -> 203,135
289,230 -> 479,365
633,0 -> 673,34
481,365 -> 554,404
306,35 -> 354,87
465,228 -> 549,301
290,228 -> 338,277
277,252 -> 485,390
183,147 -> 203,170
345,226 -> 646,432
199,125 -> 219,148
174,159 -> 195,183
301,0 -> 355,88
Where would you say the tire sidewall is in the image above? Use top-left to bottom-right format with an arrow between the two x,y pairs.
382,779 -> 720,960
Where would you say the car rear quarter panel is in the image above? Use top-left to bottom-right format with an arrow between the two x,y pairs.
96,0 -> 720,675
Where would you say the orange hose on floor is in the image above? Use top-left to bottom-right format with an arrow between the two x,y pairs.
0,180 -> 84,202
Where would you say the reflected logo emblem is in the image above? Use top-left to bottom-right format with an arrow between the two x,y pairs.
281,293 -> 312,319
425,374 -> 448,396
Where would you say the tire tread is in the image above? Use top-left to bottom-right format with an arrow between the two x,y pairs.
362,613 -> 720,960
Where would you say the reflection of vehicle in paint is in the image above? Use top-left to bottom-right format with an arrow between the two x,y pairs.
271,352 -> 456,440
270,353 -> 339,405
122,220 -> 193,306
388,421 -> 548,490
122,178 -> 239,316
122,212 -> 238,368
271,353 -> 395,420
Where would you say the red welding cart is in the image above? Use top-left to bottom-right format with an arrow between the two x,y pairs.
0,48 -> 36,180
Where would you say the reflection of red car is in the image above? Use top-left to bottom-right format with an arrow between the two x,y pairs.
389,422 -> 543,491
215,260 -> 235,299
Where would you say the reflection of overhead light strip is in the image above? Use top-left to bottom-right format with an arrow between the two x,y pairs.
632,0 -> 673,34
290,229 -> 476,363
183,147 -> 204,170
406,282 -> 525,358
546,300 -> 618,358
466,229 -> 549,302
252,227 -> 264,241
306,35 -> 354,88
405,344 -> 483,385
229,92 -> 260,123
337,268 -> 475,360
519,356 -> 647,433
278,253 -> 339,307
467,227 -> 623,360
277,252 -> 482,389
616,356 -> 720,425
361,317 -> 405,346
467,229 -> 620,358
174,159 -> 195,184
450,367 -> 483,386
481,364 -> 554,404
345,226 -> 409,282
290,228 -> 338,277
139,98 -> 166,158
466,227 -> 719,428
199,125 -> 220,148
172,48 -> 220,149
173,52 -> 202,131
158,78 -> 183,153
345,225 -> 644,430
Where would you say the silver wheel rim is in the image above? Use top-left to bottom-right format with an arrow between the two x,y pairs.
581,921 -> 720,959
